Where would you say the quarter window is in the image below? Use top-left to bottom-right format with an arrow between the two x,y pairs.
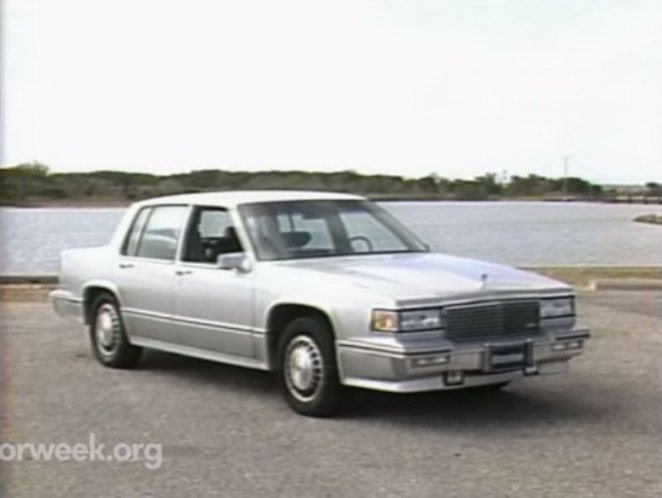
122,207 -> 151,256
134,206 -> 188,260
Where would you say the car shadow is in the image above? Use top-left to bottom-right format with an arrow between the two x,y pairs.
139,349 -> 606,430
140,349 -> 277,394
342,386 -> 604,430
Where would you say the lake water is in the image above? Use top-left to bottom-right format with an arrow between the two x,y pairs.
1,201 -> 661,274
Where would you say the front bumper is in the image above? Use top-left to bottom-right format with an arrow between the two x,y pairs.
336,327 -> 590,393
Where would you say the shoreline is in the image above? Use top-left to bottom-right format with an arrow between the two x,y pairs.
0,199 -> 132,208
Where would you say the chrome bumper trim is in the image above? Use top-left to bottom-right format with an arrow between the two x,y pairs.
337,329 -> 588,392
49,290 -> 85,323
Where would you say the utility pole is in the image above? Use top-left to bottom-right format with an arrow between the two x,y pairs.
563,156 -> 571,199
0,0 -> 5,166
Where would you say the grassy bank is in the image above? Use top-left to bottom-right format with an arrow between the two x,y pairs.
1,194 -> 651,208
634,214 -> 662,226
0,163 -> 617,206
0,197 -> 131,208
521,266 -> 662,287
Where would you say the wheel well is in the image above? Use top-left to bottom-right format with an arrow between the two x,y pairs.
266,304 -> 334,368
83,287 -> 117,325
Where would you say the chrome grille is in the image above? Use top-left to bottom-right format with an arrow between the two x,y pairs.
445,300 -> 540,341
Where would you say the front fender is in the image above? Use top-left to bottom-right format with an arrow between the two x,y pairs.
261,294 -> 379,342
264,298 -> 339,333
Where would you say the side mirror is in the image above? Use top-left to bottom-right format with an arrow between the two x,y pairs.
216,252 -> 251,272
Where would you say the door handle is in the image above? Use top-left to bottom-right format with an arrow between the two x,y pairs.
118,263 -> 134,269
175,269 -> 193,276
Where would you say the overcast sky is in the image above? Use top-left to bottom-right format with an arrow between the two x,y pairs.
2,0 -> 661,183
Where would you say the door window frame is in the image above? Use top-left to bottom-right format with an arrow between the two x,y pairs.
178,204 -> 251,269
119,204 -> 192,265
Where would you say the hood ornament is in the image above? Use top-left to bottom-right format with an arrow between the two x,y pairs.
480,272 -> 489,291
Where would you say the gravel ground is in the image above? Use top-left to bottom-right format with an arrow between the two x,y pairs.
1,290 -> 661,498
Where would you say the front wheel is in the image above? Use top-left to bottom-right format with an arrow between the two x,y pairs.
277,316 -> 342,417
90,292 -> 142,369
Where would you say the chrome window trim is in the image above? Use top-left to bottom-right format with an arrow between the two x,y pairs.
118,204 -> 191,263
175,204 -> 258,266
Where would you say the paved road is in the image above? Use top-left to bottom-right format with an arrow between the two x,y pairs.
1,291 -> 661,497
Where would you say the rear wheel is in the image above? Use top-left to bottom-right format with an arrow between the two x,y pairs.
89,292 -> 142,369
277,316 -> 342,417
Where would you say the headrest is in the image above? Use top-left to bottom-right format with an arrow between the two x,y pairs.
282,231 -> 311,248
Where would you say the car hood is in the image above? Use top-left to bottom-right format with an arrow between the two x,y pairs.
279,252 -> 571,303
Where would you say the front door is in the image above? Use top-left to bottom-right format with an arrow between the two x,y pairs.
171,206 -> 255,358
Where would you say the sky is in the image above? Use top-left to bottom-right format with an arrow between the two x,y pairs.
2,0 -> 661,184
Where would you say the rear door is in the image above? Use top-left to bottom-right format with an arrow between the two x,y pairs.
171,205 -> 255,358
116,205 -> 189,343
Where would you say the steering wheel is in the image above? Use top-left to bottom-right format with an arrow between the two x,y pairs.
349,235 -> 374,252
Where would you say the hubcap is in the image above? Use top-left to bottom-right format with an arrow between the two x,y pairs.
285,335 -> 323,402
95,303 -> 120,354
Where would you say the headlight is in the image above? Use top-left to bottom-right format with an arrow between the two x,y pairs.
371,310 -> 399,332
371,309 -> 443,333
400,309 -> 444,331
540,297 -> 575,319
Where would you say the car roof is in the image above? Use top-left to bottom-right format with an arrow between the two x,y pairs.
134,190 -> 365,208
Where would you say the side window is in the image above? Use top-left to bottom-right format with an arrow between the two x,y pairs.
182,207 -> 243,263
134,206 -> 188,260
122,207 -> 151,256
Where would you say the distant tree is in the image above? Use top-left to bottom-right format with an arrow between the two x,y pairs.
474,173 -> 502,196
157,179 -> 185,195
183,170 -> 223,189
565,177 -> 594,195
416,175 -> 439,194
16,161 -> 50,177
590,184 -> 604,197
645,182 -> 661,196
0,162 -> 51,199
452,181 -> 486,200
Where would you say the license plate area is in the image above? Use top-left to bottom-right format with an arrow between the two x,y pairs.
486,344 -> 527,371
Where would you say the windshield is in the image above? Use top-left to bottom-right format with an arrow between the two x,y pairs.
238,200 -> 429,261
